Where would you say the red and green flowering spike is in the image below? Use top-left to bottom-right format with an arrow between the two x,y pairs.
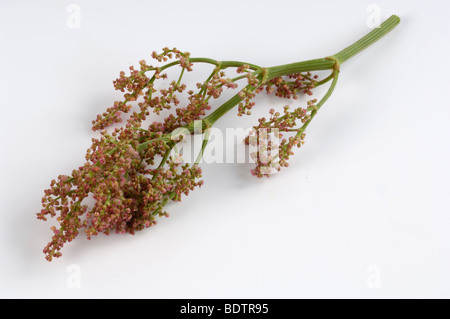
38,15 -> 400,261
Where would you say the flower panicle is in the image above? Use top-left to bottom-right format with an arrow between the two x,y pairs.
39,48 -> 329,260
38,16 -> 402,260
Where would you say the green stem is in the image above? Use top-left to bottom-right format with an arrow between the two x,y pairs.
195,128 -> 211,164
298,69 -> 339,135
176,67 -> 185,85
267,15 -> 400,78
315,71 -> 334,86
153,142 -> 175,177
267,58 -> 335,79
332,15 -> 400,64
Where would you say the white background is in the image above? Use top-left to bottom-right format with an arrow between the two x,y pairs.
1,0 -> 449,298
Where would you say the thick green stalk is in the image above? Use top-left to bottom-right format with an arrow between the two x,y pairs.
267,58 -> 335,80
332,15 -> 400,64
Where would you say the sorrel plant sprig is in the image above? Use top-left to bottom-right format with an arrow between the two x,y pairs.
37,16 -> 400,261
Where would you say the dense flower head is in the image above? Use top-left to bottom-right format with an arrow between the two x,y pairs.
38,47 -> 322,261
39,48 -> 208,261
245,104 -> 311,178
38,123 -> 203,261
244,71 -> 320,177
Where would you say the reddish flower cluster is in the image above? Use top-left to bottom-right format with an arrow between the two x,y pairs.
38,48 -> 209,261
93,48 -> 194,132
245,74 -> 319,177
161,91 -> 210,133
236,64 -> 263,116
37,125 -> 203,261
203,69 -> 239,99
265,72 -> 318,99
38,47 -> 322,261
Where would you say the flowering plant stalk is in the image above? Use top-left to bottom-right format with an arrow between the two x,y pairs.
37,16 -> 400,261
